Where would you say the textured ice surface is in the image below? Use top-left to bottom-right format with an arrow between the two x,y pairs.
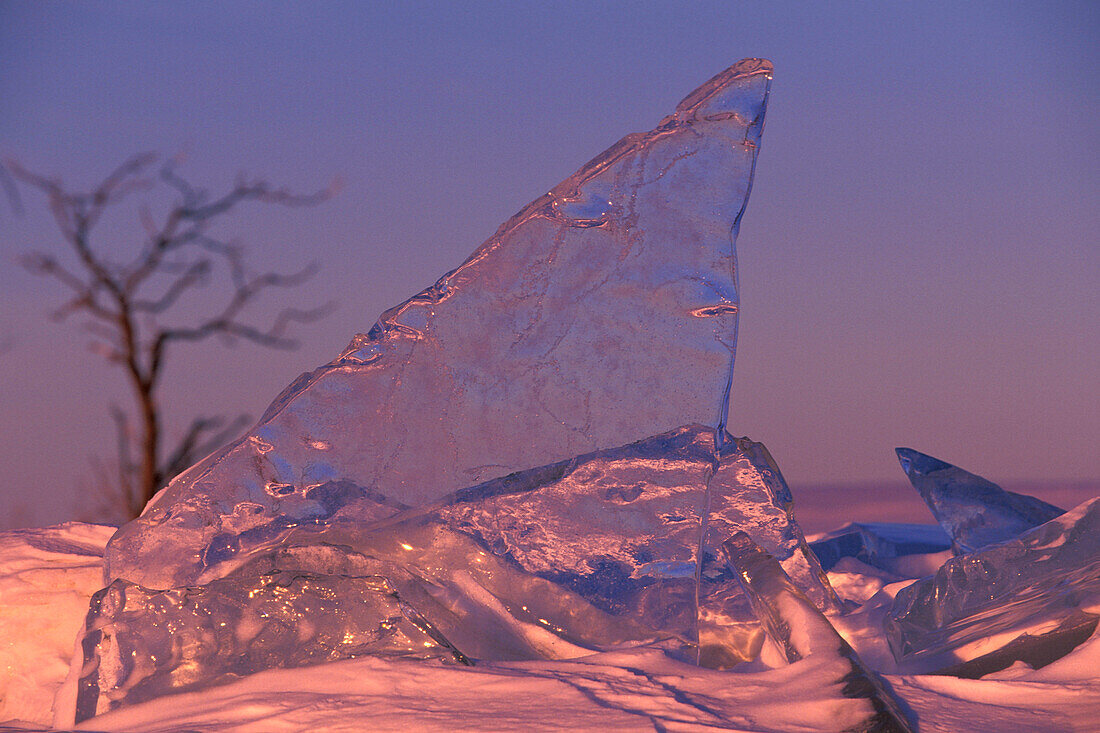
73,545 -> 468,720
349,426 -> 839,668
885,497 -> 1100,673
105,58 -> 774,590
809,522 -> 951,572
895,448 -> 1064,554
722,532 -> 916,733
70,426 -> 839,717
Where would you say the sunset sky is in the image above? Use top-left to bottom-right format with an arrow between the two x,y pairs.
1,2 -> 1096,528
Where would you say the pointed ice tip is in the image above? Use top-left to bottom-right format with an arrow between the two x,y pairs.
895,448 -> 953,477
676,58 -> 773,123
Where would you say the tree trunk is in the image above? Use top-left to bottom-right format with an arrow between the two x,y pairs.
138,386 -> 160,516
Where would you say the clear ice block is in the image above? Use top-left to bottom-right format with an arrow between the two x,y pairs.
885,497 -> 1100,673
722,532 -> 915,733
895,448 -> 1063,554
74,427 -> 838,717
105,58 -> 774,590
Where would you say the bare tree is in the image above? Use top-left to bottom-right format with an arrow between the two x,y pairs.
8,153 -> 336,519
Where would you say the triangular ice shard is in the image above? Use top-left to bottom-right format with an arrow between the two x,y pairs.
895,447 -> 1064,554
105,59 -> 773,589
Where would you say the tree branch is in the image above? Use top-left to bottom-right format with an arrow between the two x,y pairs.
0,161 -> 23,216
159,413 -> 250,485
12,152 -> 335,519
131,259 -> 211,313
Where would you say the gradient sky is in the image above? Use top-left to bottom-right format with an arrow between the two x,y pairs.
1,1 -> 1097,529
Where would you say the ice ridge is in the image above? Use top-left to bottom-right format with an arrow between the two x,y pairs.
73,425 -> 840,718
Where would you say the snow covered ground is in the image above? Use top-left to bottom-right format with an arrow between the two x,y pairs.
0,524 -> 116,727
2,520 -> 1098,732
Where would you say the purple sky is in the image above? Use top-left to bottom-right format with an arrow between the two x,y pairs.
1,2 -> 1097,528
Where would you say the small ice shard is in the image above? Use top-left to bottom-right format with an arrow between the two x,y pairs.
722,532 -> 916,733
697,436 -> 842,666
895,447 -> 1064,554
105,59 -> 773,590
885,497 -> 1100,673
809,522 -> 951,572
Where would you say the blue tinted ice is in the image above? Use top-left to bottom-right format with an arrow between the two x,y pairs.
809,522 -> 951,572
895,448 -> 1063,554
385,427 -> 840,668
885,497 -> 1100,673
105,59 -> 774,590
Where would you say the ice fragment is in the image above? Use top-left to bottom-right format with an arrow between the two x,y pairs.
885,497 -> 1100,673
809,522 -> 951,572
895,448 -> 1063,554
78,426 -> 837,709
369,426 -> 840,668
722,532 -> 915,733
74,544 -> 469,721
